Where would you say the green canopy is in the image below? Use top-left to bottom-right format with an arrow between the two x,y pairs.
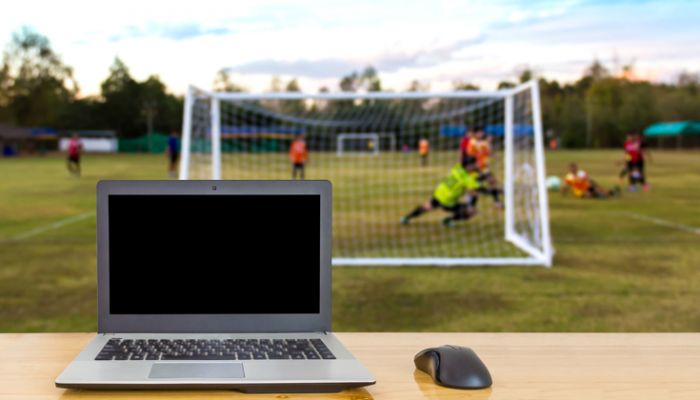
644,121 -> 700,137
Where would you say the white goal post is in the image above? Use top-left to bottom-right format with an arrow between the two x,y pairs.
180,80 -> 553,267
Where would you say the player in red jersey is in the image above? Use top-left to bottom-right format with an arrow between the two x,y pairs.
619,132 -> 651,192
66,133 -> 83,177
459,126 -> 475,165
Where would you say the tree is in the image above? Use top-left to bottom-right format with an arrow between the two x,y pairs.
407,80 -> 430,92
452,81 -> 478,91
338,66 -> 382,92
618,82 -> 657,135
282,78 -> 304,114
54,97 -> 103,130
0,59 -> 10,120
2,27 -> 77,126
497,81 -> 516,89
339,71 -> 360,92
213,69 -> 245,92
269,76 -> 283,92
584,59 -> 609,81
585,78 -> 622,146
677,71 -> 699,96
285,78 -> 301,92
361,66 -> 381,92
517,67 -> 535,83
100,58 -> 142,137
140,75 -> 182,135
98,58 -> 182,138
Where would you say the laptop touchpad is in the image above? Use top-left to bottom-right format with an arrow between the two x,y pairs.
149,363 -> 245,379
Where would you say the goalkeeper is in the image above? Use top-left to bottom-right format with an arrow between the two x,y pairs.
400,157 -> 482,227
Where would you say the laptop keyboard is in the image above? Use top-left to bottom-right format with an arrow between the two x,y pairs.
95,338 -> 336,361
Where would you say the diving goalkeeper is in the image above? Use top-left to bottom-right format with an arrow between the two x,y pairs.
400,157 -> 482,227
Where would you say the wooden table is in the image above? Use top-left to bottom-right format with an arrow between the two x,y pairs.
1,333 -> 699,399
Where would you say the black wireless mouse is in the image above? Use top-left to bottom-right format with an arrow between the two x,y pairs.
414,345 -> 492,389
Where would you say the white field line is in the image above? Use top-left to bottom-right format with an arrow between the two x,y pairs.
613,211 -> 700,236
9,211 -> 94,241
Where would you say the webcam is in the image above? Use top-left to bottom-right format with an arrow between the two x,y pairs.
212,185 -> 217,191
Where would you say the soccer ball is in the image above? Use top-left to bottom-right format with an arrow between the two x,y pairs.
546,176 -> 561,191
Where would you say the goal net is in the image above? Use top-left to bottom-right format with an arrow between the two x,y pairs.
180,81 -> 552,267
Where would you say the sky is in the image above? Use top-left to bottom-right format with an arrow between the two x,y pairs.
1,0 -> 699,96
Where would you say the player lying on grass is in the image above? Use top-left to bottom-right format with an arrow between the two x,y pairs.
466,126 -> 502,208
562,163 -> 620,199
400,157 -> 482,228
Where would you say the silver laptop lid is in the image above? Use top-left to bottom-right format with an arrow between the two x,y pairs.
96,180 -> 332,333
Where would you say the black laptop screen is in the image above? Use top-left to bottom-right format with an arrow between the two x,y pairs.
108,195 -> 320,314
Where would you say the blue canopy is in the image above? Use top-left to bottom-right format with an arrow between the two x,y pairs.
643,121 -> 700,137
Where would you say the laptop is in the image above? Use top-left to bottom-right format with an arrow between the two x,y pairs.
55,180 -> 375,392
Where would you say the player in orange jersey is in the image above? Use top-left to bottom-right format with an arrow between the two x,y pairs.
466,126 -> 502,208
562,163 -> 619,198
289,133 -> 308,180
418,138 -> 429,166
466,128 -> 491,171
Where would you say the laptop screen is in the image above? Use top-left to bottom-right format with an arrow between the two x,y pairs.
108,194 -> 320,314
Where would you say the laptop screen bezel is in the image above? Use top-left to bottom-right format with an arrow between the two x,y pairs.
96,180 -> 332,333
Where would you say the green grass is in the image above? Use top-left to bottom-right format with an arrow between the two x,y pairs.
0,150 -> 699,332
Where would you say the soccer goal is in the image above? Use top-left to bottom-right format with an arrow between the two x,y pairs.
337,133 -> 396,156
180,81 -> 553,267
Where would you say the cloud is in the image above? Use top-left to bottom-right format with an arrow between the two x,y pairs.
229,58 -> 357,78
227,35 -> 486,78
111,22 -> 232,41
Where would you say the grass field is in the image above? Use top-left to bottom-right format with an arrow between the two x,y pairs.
1,150 -> 699,332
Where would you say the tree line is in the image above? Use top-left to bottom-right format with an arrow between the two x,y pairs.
1,27 -> 699,146
0,28 -> 181,138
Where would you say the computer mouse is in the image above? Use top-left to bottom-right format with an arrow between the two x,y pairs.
414,345 -> 492,389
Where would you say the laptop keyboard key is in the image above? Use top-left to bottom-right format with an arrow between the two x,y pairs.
97,337 -> 335,361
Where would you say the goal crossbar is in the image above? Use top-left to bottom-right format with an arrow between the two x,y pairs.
195,89 -> 508,101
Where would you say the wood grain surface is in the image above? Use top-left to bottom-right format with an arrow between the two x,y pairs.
0,333 -> 698,400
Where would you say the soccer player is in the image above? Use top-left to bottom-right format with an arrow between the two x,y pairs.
467,127 -> 502,207
289,133 -> 308,180
66,133 -> 82,177
459,126 -> 474,165
400,158 -> 482,227
418,138 -> 430,166
467,127 -> 491,171
620,132 -> 651,192
166,132 -> 180,178
563,163 -> 619,199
